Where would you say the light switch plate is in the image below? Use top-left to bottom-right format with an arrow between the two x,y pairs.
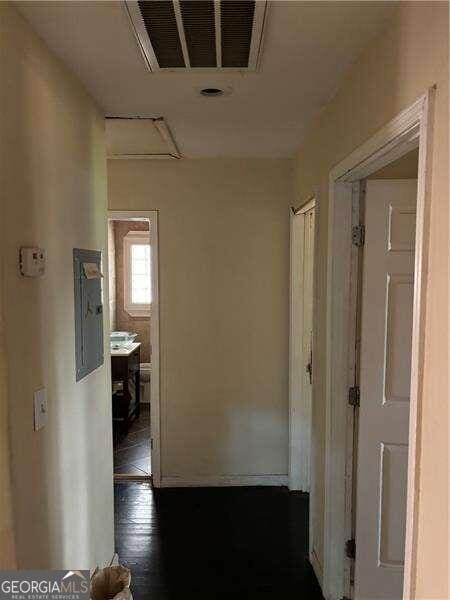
34,387 -> 47,431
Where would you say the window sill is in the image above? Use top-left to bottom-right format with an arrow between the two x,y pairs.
125,306 -> 151,318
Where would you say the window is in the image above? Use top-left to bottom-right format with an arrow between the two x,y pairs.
123,230 -> 151,317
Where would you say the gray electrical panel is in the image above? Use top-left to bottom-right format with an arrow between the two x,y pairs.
73,248 -> 104,381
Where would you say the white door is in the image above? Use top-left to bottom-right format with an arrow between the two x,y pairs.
289,203 -> 315,492
355,180 -> 417,600
301,206 -> 315,489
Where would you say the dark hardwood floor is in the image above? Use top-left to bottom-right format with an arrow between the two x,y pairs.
114,482 -> 324,599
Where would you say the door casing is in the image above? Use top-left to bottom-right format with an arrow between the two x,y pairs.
323,88 -> 435,600
108,210 -> 161,487
289,198 -> 316,494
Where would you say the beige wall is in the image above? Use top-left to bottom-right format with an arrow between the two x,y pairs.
0,3 -> 114,569
0,197 -> 16,567
293,2 -> 448,596
108,159 -> 294,479
113,220 -> 151,363
367,147 -> 418,179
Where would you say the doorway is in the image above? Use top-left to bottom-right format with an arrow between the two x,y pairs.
289,198 -> 316,494
353,175 -> 418,600
323,90 -> 434,600
107,210 -> 160,486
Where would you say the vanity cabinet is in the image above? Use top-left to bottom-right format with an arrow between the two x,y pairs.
111,342 -> 141,429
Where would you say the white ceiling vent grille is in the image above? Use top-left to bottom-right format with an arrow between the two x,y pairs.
125,0 -> 267,72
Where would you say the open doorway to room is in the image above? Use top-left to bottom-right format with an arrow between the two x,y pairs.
351,154 -> 419,600
322,91 -> 433,600
107,211 -> 160,485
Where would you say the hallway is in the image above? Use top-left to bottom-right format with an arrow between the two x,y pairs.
114,483 -> 323,599
1,2 -> 447,596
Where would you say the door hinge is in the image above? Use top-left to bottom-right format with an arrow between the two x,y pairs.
150,438 -> 154,450
352,224 -> 365,247
345,538 -> 356,560
348,386 -> 360,407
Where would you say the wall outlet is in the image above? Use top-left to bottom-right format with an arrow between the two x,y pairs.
34,387 -> 47,431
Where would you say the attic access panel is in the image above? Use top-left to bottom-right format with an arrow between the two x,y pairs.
125,0 -> 268,72
105,117 -> 180,159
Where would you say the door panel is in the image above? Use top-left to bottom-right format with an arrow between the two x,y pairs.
379,442 -> 408,568
289,203 -> 315,493
355,180 -> 417,600
384,274 -> 414,404
302,207 -> 315,490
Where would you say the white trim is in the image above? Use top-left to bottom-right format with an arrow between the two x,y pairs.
108,210 -> 162,488
123,230 -> 151,318
153,118 -> 181,159
289,200 -> 316,492
323,89 -> 434,600
310,547 -> 324,589
160,475 -> 288,488
293,197 -> 316,216
333,95 -> 424,182
403,88 -> 435,600
248,0 -> 269,71
214,0 -> 222,68
123,1 -> 159,72
172,0 -> 191,68
124,0 -> 268,73
324,180 -> 354,600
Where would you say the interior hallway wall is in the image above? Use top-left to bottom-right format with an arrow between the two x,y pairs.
0,185 -> 16,569
366,147 -> 418,179
0,2 -> 114,569
108,159 -> 294,481
293,2 -> 448,596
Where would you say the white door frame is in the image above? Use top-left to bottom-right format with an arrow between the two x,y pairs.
108,210 -> 161,488
289,198 -> 316,493
323,88 -> 435,600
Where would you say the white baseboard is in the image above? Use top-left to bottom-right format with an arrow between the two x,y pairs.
160,474 -> 288,488
310,547 -> 324,589
288,477 -> 310,493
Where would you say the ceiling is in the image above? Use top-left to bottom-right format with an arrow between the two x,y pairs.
17,1 -> 396,158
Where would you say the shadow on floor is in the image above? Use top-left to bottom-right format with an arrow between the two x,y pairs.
114,483 -> 324,599
113,405 -> 151,476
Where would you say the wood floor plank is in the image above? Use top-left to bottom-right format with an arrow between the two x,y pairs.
114,482 -> 324,599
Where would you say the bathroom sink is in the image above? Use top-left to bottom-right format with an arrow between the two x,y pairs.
110,331 -> 137,349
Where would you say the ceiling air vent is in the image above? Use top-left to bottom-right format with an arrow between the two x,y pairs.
125,0 -> 267,72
